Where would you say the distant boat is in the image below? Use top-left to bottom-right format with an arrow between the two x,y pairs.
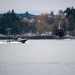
7,37 -> 27,44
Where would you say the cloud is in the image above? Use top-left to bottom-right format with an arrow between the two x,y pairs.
0,0 -> 75,14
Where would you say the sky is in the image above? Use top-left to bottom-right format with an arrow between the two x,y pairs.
0,0 -> 75,15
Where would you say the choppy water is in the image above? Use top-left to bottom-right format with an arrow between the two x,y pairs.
0,39 -> 75,75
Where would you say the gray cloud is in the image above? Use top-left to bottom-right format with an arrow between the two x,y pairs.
0,0 -> 75,14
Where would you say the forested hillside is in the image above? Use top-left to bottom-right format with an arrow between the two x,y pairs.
0,7 -> 75,36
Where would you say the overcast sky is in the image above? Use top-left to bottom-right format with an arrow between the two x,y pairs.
0,0 -> 75,15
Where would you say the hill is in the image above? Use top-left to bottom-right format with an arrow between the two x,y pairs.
0,14 -> 3,17
0,13 -> 35,18
16,13 -> 35,17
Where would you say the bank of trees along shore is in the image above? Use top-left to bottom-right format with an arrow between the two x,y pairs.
64,7 -> 75,35
0,7 -> 75,36
0,10 -> 36,35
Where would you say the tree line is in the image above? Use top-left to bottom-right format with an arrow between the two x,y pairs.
0,10 -> 36,35
0,7 -> 75,36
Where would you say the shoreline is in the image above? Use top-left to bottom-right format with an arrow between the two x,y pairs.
0,35 -> 59,40
0,35 -> 75,40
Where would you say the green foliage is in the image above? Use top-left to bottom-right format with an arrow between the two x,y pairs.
0,10 -> 37,35
64,7 -> 75,32
0,10 -> 20,34
0,8 -> 75,36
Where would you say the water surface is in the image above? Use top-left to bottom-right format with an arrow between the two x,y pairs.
0,40 -> 75,75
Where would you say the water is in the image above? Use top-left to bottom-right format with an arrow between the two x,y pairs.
0,39 -> 75,75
